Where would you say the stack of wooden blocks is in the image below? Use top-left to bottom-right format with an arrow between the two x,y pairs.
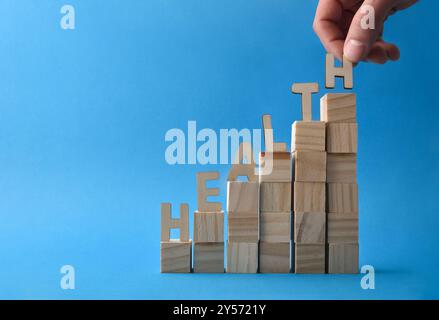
226,142 -> 259,273
291,94 -> 327,273
193,172 -> 225,273
258,115 -> 292,273
321,93 -> 359,274
160,203 -> 192,273
160,53 -> 360,275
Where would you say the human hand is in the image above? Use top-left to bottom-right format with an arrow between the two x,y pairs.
313,0 -> 418,64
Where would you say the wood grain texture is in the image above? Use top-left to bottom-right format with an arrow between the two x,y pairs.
227,181 -> 259,215
291,121 -> 326,152
292,150 -> 327,182
160,240 -> 192,273
260,212 -> 291,242
295,244 -> 325,274
328,243 -> 359,274
291,83 -> 319,122
228,215 -> 259,242
327,123 -> 358,153
327,213 -> 358,243
197,171 -> 222,212
194,211 -> 224,243
227,242 -> 258,273
194,242 -> 224,273
161,203 -> 189,242
293,182 -> 326,213
325,54 -> 353,89
327,183 -> 358,213
320,93 -> 356,123
260,182 -> 291,213
259,152 -> 292,182
327,154 -> 357,183
294,212 -> 326,244
259,242 -> 291,273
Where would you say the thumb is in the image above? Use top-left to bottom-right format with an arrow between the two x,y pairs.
344,0 -> 396,62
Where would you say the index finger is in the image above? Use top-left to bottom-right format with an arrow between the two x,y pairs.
313,0 -> 346,61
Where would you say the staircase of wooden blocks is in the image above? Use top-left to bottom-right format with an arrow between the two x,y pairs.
321,93 -> 359,274
160,53 -> 359,275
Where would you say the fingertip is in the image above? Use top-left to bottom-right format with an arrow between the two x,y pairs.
366,46 -> 389,64
387,46 -> 400,61
344,39 -> 368,63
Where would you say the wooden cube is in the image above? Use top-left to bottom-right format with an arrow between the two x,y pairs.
259,152 -> 291,182
260,182 -> 291,213
328,243 -> 359,274
227,181 -> 259,214
327,183 -> 358,213
194,242 -> 224,273
259,242 -> 291,273
160,240 -> 192,273
295,244 -> 325,274
320,93 -> 356,123
294,212 -> 326,244
292,150 -> 326,182
260,212 -> 291,242
293,182 -> 325,212
327,213 -> 358,243
227,242 -> 258,273
194,211 -> 224,243
291,121 -> 326,152
327,123 -> 358,153
228,215 -> 259,242
327,154 -> 357,183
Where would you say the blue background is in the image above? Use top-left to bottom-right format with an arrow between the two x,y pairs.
0,0 -> 438,299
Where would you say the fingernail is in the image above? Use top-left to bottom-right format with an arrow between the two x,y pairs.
344,39 -> 367,62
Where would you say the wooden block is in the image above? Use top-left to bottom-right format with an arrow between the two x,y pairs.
227,181 -> 259,214
227,242 -> 258,273
320,93 -> 356,123
327,123 -> 358,153
260,182 -> 291,213
194,211 -> 224,243
291,83 -> 319,122
327,213 -> 358,243
160,240 -> 192,273
228,215 -> 259,242
294,212 -> 326,244
325,54 -> 353,89
260,212 -> 291,242
259,152 -> 291,182
295,244 -> 325,274
291,121 -> 326,152
259,242 -> 291,273
293,182 -> 325,212
194,242 -> 224,273
327,154 -> 357,183
292,150 -> 326,182
262,114 -> 287,152
161,203 -> 189,242
328,243 -> 359,274
327,183 -> 358,213
197,172 -> 222,212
